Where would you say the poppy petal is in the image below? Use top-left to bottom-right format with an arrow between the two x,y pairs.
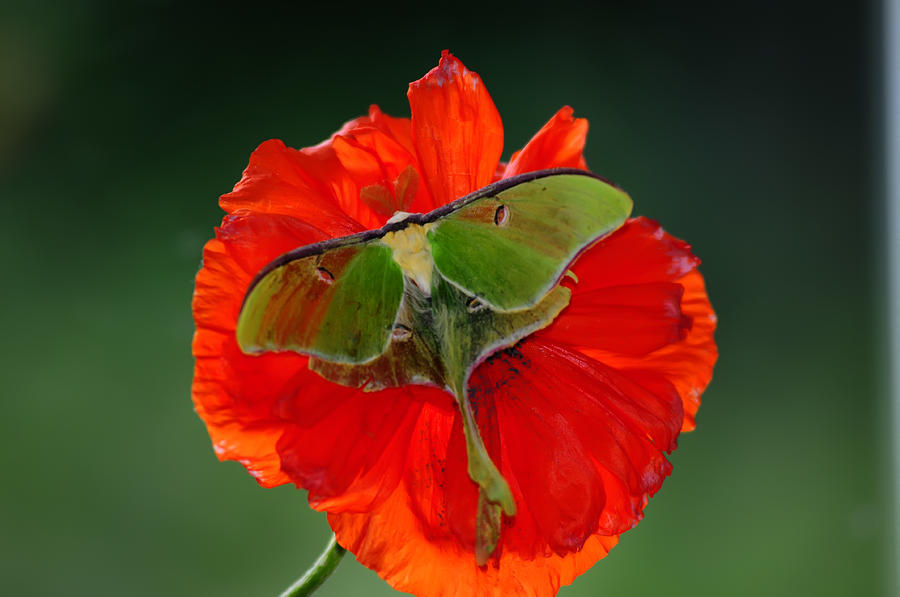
472,339 -> 680,556
402,389 -> 496,554
569,216 -> 700,290
366,104 -> 417,157
276,384 -> 433,513
492,161 -> 507,181
540,282 -> 692,356
219,139 -> 364,237
400,396 -> 475,547
325,336 -> 680,596
408,50 -> 503,207
193,334 -> 305,488
217,210 -> 331,275
332,127 -> 435,224
504,106 -> 589,178
192,242 -> 298,487
192,211 -> 331,487
580,270 -> 717,432
555,216 -> 716,431
329,400 -> 619,597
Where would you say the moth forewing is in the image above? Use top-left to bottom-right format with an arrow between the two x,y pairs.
236,242 -> 404,364
427,172 -> 632,312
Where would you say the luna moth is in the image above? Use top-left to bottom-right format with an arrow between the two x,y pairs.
236,168 -> 633,563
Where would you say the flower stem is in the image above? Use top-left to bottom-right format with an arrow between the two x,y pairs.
279,534 -> 346,597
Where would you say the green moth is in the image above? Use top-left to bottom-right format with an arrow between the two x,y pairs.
236,168 -> 632,564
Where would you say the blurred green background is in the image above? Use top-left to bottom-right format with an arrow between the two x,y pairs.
0,1 -> 888,595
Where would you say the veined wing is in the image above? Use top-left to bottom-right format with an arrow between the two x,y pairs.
426,170 -> 633,311
237,238 -> 404,364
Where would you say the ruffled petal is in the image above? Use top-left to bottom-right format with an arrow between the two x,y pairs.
547,216 -> 716,432
366,104 -> 417,157
503,106 -> 589,178
193,330 -> 305,488
219,139 -> 364,237
579,270 -> 717,432
408,51 -> 503,207
474,340 -> 680,556
540,282 -> 692,356
216,210 -> 330,275
276,384 -> 433,513
191,211 -> 330,487
192,247 -> 296,487
332,125 -> 435,224
325,334 -> 680,597
569,216 -> 700,289
401,389 -> 491,553
329,399 -> 619,597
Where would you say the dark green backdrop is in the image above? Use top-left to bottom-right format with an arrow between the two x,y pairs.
0,1 -> 888,595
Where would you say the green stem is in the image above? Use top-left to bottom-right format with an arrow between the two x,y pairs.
279,534 -> 346,597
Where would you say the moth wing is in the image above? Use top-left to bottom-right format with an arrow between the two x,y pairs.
427,172 -> 632,311
236,241 -> 404,364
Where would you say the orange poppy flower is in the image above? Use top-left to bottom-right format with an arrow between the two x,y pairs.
192,50 -> 717,596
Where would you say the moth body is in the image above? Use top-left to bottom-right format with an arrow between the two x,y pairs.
233,169 -> 634,566
381,222 -> 435,295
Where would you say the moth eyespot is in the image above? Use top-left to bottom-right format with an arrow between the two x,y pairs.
391,324 -> 412,341
493,204 -> 509,226
316,267 -> 335,283
466,296 -> 486,313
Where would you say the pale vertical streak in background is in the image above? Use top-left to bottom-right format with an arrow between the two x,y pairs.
887,1 -> 900,595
